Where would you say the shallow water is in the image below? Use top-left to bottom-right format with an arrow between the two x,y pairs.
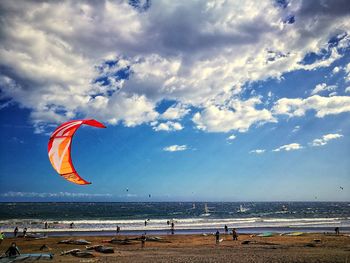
0,202 -> 349,234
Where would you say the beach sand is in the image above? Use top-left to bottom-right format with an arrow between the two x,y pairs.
1,233 -> 349,262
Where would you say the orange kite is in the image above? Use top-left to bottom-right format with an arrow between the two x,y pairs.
48,119 -> 106,185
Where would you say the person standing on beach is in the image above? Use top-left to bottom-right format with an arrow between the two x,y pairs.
44,222 -> 48,229
70,222 -> 74,229
171,221 -> 175,235
141,233 -> 146,248
144,220 -> 147,227
13,227 -> 18,238
215,230 -> 220,245
335,227 -> 340,235
22,227 -> 27,237
232,228 -> 238,241
116,225 -> 120,234
5,242 -> 20,257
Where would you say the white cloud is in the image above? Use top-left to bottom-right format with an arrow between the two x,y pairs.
273,95 -> 350,118
0,191 -> 112,198
163,145 -> 188,152
311,83 -> 337,95
250,149 -> 265,154
292,125 -> 300,132
153,121 -> 183,132
332,66 -> 341,74
193,98 -> 276,132
0,0 -> 350,133
345,63 -> 350,82
227,135 -> 236,140
311,133 -> 343,147
160,104 -> 190,120
273,143 -> 303,152
345,87 -> 350,93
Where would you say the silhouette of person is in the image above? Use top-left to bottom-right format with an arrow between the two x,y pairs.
215,230 -> 220,245
6,242 -> 20,257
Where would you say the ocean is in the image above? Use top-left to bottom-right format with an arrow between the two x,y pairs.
0,202 -> 349,236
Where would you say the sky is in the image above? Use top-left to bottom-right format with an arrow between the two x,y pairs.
0,0 -> 349,202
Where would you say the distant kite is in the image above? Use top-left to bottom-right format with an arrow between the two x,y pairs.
48,119 -> 106,185
340,186 -> 344,190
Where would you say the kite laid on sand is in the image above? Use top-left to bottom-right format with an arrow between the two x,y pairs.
48,119 -> 106,185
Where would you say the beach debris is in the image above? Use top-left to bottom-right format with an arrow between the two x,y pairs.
58,239 -> 91,245
48,119 -> 106,185
313,239 -> 321,243
242,240 -> 255,245
86,245 -> 114,254
40,244 -> 51,251
73,251 -> 95,258
305,243 -> 316,247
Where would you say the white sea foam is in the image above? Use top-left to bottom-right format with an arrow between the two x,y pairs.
1,217 -> 349,233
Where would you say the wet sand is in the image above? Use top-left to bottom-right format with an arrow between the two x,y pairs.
1,233 -> 349,262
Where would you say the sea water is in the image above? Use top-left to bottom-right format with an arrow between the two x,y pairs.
0,202 -> 349,235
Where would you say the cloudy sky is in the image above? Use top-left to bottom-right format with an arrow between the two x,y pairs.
0,0 -> 349,201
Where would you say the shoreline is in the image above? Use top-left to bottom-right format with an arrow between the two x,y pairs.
2,226 -> 350,237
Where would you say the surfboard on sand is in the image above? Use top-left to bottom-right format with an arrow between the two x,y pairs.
257,232 -> 274,237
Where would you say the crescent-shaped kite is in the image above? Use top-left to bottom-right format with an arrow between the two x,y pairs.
48,119 -> 106,185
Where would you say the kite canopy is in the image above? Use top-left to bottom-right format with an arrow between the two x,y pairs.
48,119 -> 106,185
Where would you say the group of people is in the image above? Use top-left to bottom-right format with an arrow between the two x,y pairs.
215,226 -> 238,244
13,227 -> 27,238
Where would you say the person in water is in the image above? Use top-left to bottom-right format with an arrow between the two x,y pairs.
6,242 -> 20,257
70,222 -> 74,229
215,230 -> 220,245
232,228 -> 238,241
44,222 -> 48,229
116,225 -> 120,234
144,220 -> 147,227
22,227 -> 27,237
224,225 -> 228,234
14,227 -> 18,238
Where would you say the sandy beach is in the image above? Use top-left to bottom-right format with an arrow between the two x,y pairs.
1,233 -> 349,262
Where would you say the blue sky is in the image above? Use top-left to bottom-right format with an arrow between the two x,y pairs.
0,0 -> 350,202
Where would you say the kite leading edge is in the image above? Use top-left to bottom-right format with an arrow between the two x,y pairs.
48,119 -> 106,185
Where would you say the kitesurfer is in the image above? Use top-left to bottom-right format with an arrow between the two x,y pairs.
5,242 -> 21,257
116,225 -> 120,234
215,230 -> 220,245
